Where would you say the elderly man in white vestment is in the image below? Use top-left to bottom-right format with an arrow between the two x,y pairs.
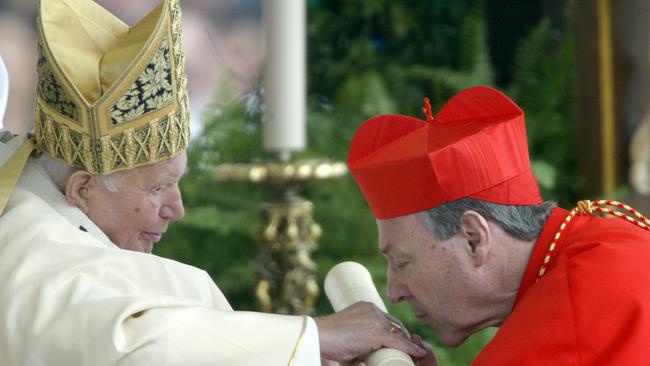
0,1 -> 431,365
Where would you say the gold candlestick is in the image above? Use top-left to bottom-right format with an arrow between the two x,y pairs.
215,159 -> 347,315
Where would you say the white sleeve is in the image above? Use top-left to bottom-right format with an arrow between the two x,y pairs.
0,189 -> 321,366
293,317 -> 322,365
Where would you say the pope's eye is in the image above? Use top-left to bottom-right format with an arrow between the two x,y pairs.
396,261 -> 409,269
152,184 -> 168,194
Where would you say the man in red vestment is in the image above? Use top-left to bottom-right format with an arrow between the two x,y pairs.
347,85 -> 650,365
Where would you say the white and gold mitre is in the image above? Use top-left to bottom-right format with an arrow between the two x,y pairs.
34,0 -> 189,174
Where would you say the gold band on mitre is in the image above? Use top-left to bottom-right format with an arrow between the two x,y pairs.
34,0 -> 189,174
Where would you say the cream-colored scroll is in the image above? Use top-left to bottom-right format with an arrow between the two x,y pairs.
324,261 -> 415,366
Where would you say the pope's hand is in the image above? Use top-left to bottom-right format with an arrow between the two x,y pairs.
314,301 -> 426,363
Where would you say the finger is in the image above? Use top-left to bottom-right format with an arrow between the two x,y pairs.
385,313 -> 411,339
412,334 -> 425,348
382,333 -> 427,358
412,334 -> 435,354
322,360 -> 340,366
410,335 -> 439,365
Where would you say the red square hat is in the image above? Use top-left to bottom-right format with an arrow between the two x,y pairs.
347,86 -> 542,219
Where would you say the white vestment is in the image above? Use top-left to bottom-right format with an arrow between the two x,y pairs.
0,135 -> 320,365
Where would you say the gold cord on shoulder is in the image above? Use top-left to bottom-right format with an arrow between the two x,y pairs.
576,200 -> 592,215
538,199 -> 650,280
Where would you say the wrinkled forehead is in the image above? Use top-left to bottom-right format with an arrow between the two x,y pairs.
124,150 -> 187,180
377,211 -> 429,254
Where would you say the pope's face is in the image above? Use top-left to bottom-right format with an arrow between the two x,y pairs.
86,152 -> 187,253
378,212 -> 486,347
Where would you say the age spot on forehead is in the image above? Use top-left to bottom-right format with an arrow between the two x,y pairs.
134,207 -> 141,213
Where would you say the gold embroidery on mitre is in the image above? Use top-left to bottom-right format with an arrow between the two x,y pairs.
36,43 -> 80,123
34,0 -> 189,175
109,35 -> 174,126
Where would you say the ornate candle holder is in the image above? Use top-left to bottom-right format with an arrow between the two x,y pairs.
215,159 -> 347,315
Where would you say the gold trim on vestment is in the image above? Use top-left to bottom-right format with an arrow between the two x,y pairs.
287,316 -> 309,366
0,137 -> 36,216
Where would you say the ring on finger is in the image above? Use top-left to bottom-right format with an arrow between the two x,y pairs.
388,319 -> 402,334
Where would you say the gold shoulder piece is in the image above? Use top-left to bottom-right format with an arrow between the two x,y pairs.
0,137 -> 36,216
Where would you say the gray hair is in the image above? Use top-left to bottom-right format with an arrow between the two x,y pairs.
38,154 -> 123,193
423,198 -> 557,241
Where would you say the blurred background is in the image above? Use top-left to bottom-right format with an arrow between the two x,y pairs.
1,0 -> 649,364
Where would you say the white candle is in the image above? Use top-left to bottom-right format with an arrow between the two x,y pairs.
263,0 -> 306,155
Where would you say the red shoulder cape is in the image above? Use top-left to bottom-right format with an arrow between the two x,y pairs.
473,208 -> 650,365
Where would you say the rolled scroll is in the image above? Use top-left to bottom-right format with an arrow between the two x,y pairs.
324,261 -> 415,366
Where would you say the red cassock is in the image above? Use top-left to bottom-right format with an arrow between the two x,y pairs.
473,207 -> 650,365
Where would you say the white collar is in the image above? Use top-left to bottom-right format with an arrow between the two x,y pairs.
17,158 -> 117,249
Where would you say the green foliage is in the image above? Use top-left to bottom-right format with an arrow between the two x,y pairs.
156,81 -> 268,311
507,12 -> 580,206
157,1 -> 578,365
429,3 -> 495,93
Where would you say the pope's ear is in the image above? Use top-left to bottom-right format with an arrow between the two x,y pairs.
65,170 -> 93,213
459,210 -> 490,267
